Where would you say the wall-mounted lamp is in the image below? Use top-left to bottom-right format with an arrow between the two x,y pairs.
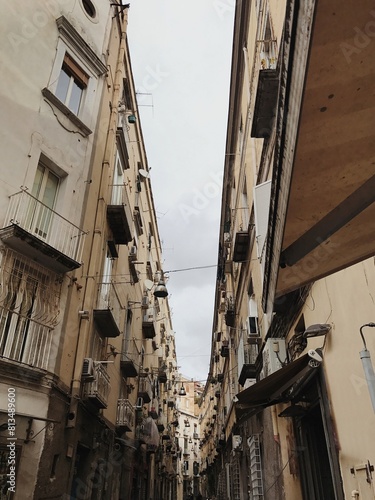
359,322 -> 375,413
145,272 -> 169,299
179,383 -> 186,396
303,323 -> 331,338
154,274 -> 168,298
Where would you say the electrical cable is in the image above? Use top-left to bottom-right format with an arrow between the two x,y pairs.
264,453 -> 295,494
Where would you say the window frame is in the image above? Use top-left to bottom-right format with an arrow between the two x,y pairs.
55,53 -> 89,115
42,16 -> 107,136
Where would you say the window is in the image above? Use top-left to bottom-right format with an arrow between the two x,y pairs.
99,251 -> 114,308
0,252 -> 59,370
122,78 -> 134,111
260,13 -> 277,70
42,16 -> 107,136
240,178 -> 250,230
248,296 -> 259,335
81,0 -> 96,18
55,54 -> 88,115
253,179 -> 272,261
111,151 -> 126,205
29,163 -> 59,239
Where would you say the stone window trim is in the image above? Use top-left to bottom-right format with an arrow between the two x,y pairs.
55,16 -> 107,77
41,87 -> 92,136
41,16 -> 107,136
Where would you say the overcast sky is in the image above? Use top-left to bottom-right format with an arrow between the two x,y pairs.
127,1 -> 235,383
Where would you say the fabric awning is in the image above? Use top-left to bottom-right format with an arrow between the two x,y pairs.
235,353 -> 321,423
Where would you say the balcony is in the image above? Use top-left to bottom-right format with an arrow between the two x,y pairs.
156,413 -> 167,432
107,184 -> 133,245
220,339 -> 230,358
93,283 -> 123,338
83,363 -> 110,409
158,365 -> 168,383
238,340 -> 262,386
116,398 -> 135,431
0,189 -> 86,273
120,338 -> 138,378
142,308 -> 156,339
251,68 -> 279,139
138,376 -> 152,404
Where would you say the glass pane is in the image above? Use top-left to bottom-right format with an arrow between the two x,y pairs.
42,171 -> 59,209
55,68 -> 70,104
31,164 -> 44,198
35,171 -> 58,238
35,169 -> 59,238
27,164 -> 44,231
69,81 -> 83,115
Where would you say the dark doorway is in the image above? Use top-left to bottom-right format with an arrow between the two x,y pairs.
294,376 -> 343,500
70,443 -> 91,499
296,404 -> 335,499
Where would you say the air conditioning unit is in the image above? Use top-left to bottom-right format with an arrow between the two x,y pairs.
129,246 -> 137,261
82,358 -> 95,379
262,338 -> 287,378
232,434 -> 242,450
141,296 -> 150,309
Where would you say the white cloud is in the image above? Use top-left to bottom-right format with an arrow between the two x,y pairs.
127,1 -> 234,381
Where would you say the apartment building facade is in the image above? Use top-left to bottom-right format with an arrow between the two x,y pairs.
0,2 -> 182,499
175,378 -> 202,500
200,1 -> 375,499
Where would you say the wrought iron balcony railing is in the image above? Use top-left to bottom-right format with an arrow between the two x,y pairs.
116,398 -> 135,431
83,363 -> 110,409
1,189 -> 86,272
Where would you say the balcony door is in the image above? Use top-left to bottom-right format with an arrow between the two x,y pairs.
111,151 -> 125,205
29,163 -> 59,239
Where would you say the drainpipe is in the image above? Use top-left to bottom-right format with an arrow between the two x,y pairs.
271,405 -> 280,444
67,9 -> 129,427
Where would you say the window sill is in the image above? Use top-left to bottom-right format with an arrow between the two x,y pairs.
42,87 -> 92,136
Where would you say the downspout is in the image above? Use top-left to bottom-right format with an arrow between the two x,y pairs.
67,9 -> 129,426
271,405 -> 280,444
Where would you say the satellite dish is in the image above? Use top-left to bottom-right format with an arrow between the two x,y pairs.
138,169 -> 150,179
144,279 -> 154,291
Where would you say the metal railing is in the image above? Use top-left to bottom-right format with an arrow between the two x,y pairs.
244,342 -> 259,365
96,281 -> 124,323
5,189 -> 86,264
138,376 -> 152,397
258,39 -> 278,70
109,183 -> 131,207
116,398 -> 135,428
83,363 -> 110,406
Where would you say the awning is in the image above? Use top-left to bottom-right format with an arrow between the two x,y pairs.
235,352 -> 321,423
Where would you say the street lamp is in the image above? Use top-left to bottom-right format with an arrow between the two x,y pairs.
359,322 -> 375,412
